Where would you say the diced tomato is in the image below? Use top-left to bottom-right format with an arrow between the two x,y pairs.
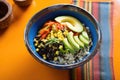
39,29 -> 49,35
44,21 -> 55,26
39,21 -> 66,39
56,24 -> 61,29
40,33 -> 48,39
56,23 -> 64,30
39,28 -> 50,39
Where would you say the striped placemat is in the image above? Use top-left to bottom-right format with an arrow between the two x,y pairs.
70,0 -> 114,80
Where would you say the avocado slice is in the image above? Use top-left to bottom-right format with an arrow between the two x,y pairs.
55,16 -> 83,33
82,31 -> 89,40
79,35 -> 89,45
74,36 -> 84,48
67,32 -> 80,50
63,38 -> 74,52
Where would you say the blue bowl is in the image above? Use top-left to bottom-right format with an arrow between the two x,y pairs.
24,4 -> 101,69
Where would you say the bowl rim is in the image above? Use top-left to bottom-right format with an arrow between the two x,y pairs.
24,4 -> 102,69
0,0 -> 12,22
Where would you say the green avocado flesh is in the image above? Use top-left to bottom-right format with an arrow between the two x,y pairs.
63,38 -> 74,52
67,32 -> 80,50
74,36 -> 84,48
79,35 -> 90,45
55,16 -> 83,33
82,31 -> 89,40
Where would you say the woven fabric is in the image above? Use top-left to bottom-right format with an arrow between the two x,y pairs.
70,1 -> 114,80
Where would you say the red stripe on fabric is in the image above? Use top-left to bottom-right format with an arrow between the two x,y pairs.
85,64 -> 87,80
93,53 -> 100,80
70,0 -> 74,4
74,69 -> 77,80
110,3 -> 115,80
79,0 -> 84,7
92,2 -> 100,80
92,2 -> 99,20
76,67 -> 82,80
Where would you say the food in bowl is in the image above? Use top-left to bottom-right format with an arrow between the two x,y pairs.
24,4 -> 101,69
33,16 -> 92,64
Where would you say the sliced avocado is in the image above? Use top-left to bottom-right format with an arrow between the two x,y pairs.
55,16 -> 83,33
67,32 -> 80,50
82,31 -> 89,40
63,38 -> 74,52
79,35 -> 89,45
74,36 -> 84,48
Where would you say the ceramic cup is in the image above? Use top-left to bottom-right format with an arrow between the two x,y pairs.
13,0 -> 32,7
0,0 -> 12,29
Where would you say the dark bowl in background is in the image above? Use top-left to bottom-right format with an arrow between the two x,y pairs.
24,4 -> 101,69
0,0 -> 12,29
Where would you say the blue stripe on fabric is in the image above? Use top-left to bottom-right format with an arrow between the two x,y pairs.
99,3 -> 112,80
73,0 -> 77,5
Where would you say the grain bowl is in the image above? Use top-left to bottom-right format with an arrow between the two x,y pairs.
24,4 -> 101,69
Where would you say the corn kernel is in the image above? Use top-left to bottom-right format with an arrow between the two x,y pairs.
54,57 -> 57,61
54,33 -> 57,37
55,51 -> 59,55
59,45 -> 63,49
38,45 -> 41,48
58,37 -> 60,40
36,40 -> 38,43
42,39 -> 47,42
34,43 -> 38,46
36,48 -> 39,52
63,30 -> 68,36
43,54 -> 46,59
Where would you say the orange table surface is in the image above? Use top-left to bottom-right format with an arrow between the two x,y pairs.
0,0 -> 120,80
